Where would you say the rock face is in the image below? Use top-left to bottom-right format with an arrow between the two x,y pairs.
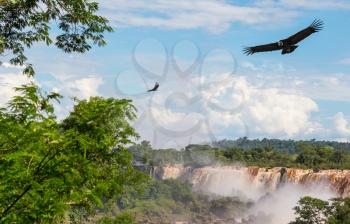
152,165 -> 350,198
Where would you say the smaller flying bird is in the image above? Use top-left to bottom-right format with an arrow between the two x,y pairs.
147,82 -> 159,92
243,19 -> 323,55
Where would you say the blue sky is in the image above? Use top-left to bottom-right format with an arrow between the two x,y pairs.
1,0 -> 350,148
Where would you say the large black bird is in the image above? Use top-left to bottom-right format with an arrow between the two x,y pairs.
147,82 -> 159,92
243,19 -> 323,55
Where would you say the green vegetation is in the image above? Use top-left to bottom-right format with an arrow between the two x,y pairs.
129,140 -> 350,223
0,0 -> 112,76
290,196 -> 350,224
0,2 -> 147,222
131,140 -> 350,169
1,1 -> 350,223
97,212 -> 136,224
0,86 -> 146,223
214,138 -> 350,153
94,178 -> 252,224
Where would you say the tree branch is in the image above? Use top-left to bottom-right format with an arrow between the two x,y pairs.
0,185 -> 32,220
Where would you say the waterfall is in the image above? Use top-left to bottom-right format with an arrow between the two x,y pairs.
153,165 -> 350,198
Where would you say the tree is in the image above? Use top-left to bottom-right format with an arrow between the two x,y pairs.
290,197 -> 350,224
0,0 -> 112,76
327,198 -> 350,224
223,147 -> 244,161
330,150 -> 350,164
0,85 -> 145,223
0,1 -> 148,223
290,196 -> 330,224
97,212 -> 135,224
296,147 -> 320,167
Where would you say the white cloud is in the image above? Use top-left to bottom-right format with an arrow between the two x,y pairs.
149,107 -> 202,129
99,0 -> 350,33
104,51 -> 350,147
339,58 -> 350,65
100,0 -> 300,33
241,61 -> 350,103
0,71 -> 103,120
49,76 -> 104,119
130,70 -> 322,148
0,73 -> 34,107
202,75 -> 320,137
334,112 -> 350,136
256,0 -> 350,9
0,62 -> 25,69
297,74 -> 350,102
56,76 -> 104,99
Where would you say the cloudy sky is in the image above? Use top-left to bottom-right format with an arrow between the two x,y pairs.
1,0 -> 350,148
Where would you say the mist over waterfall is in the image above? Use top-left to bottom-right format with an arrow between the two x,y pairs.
153,165 -> 350,223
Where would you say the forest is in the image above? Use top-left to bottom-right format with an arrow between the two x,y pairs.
213,138 -> 350,153
130,140 -> 350,170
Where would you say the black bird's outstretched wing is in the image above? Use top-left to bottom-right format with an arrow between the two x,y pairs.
285,19 -> 323,44
243,42 -> 282,55
243,19 -> 323,55
147,82 -> 159,92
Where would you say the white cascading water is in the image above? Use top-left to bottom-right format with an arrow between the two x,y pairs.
153,164 -> 350,198
153,164 -> 350,224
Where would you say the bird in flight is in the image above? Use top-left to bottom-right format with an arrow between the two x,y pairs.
243,19 -> 323,55
147,82 -> 159,92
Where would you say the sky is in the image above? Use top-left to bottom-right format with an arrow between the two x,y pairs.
1,0 -> 350,148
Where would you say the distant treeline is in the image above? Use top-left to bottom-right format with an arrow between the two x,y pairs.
129,139 -> 350,170
213,137 -> 350,153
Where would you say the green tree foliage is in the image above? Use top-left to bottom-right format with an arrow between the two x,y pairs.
290,197 -> 350,224
131,141 -> 350,169
108,178 -> 250,224
0,0 -> 112,76
0,1 -> 147,223
214,138 -> 350,153
290,196 -> 330,224
328,198 -> 350,224
0,85 -> 144,223
296,143 -> 350,169
97,212 -> 135,224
